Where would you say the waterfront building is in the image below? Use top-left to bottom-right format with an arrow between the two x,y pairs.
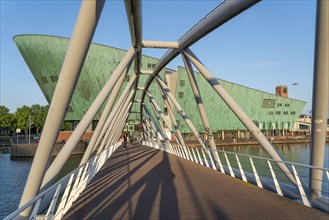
14,35 -> 306,138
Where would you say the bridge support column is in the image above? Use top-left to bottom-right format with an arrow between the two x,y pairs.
93,74 -> 137,153
98,88 -> 136,153
309,0 -> 329,200
143,104 -> 166,141
183,48 -> 297,185
18,0 -> 105,215
182,53 -> 219,170
42,46 -> 135,190
161,90 -> 192,160
157,77 -> 217,170
81,63 -> 132,164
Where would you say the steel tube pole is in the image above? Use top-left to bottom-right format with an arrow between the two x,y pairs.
142,40 -> 179,49
147,92 -> 185,155
309,0 -> 329,199
143,104 -> 166,140
148,102 -> 169,141
183,49 -> 296,184
107,99 -> 134,146
157,85 -> 191,160
98,89 -> 135,153
18,0 -> 105,214
81,64 -> 131,165
157,77 -> 216,169
42,46 -> 135,189
182,53 -> 219,168
147,92 -> 174,133
93,73 -> 137,148
140,0 -> 260,124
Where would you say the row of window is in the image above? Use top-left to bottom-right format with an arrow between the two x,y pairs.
268,111 -> 296,115
261,99 -> 291,108
277,103 -> 290,107
38,75 -> 59,84
174,120 -> 291,129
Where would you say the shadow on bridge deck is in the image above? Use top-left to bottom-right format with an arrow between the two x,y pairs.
64,145 -> 329,220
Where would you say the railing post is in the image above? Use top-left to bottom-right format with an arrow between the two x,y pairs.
224,153 -> 235,177
292,165 -> 311,207
250,157 -> 262,188
236,155 -> 247,182
267,161 -> 283,196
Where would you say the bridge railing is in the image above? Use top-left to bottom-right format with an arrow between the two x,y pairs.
4,141 -> 122,220
143,140 -> 329,213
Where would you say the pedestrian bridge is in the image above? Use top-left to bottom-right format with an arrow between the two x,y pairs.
63,144 -> 328,219
5,0 -> 328,219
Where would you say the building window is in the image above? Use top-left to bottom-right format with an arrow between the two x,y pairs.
276,111 -> 281,115
147,63 -> 152,68
285,103 -> 290,107
180,80 -> 185,87
277,103 -> 282,107
67,106 -> 73,113
268,111 -> 274,115
283,111 -> 289,115
178,92 -> 184,98
152,64 -> 156,68
50,75 -> 58,83
40,77 -> 49,84
262,99 -> 275,108
165,70 -> 172,74
291,111 -> 296,115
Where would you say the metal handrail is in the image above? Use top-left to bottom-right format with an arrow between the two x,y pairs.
4,141 -> 121,220
212,148 -> 329,172
144,140 -> 329,213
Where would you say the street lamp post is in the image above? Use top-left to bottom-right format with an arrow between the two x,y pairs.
28,115 -> 32,144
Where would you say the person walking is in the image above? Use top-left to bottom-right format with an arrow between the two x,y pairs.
123,134 -> 128,150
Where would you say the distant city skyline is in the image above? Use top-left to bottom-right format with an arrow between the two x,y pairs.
0,1 -> 319,115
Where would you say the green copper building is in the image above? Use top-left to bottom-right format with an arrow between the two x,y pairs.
14,35 -> 306,136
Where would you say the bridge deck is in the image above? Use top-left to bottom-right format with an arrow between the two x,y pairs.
64,145 -> 329,219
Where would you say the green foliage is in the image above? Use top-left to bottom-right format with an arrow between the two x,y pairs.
61,121 -> 72,131
0,104 -> 49,134
0,106 -> 16,129
15,105 -> 31,132
30,104 -> 49,134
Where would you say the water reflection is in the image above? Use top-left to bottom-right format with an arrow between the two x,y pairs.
0,146 -> 82,219
219,143 -> 329,197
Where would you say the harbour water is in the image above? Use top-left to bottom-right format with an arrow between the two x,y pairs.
0,143 -> 328,218
0,147 -> 82,219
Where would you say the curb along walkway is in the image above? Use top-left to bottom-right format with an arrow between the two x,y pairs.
64,145 -> 329,219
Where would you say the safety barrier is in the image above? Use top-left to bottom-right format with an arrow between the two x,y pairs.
143,140 -> 329,213
4,141 -> 122,220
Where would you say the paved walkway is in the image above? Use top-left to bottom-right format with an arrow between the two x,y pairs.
64,145 -> 329,219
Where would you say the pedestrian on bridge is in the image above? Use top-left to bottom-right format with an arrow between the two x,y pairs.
123,134 -> 128,150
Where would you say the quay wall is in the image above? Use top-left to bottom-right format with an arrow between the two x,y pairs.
11,142 -> 87,157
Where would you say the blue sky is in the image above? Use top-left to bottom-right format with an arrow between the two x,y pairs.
1,0 -> 318,115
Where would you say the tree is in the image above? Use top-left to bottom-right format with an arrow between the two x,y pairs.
61,121 -> 72,131
0,105 -> 16,130
31,104 -> 49,134
15,105 -> 31,133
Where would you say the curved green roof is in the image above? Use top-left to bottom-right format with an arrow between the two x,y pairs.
14,34 -> 165,121
14,34 -> 306,131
